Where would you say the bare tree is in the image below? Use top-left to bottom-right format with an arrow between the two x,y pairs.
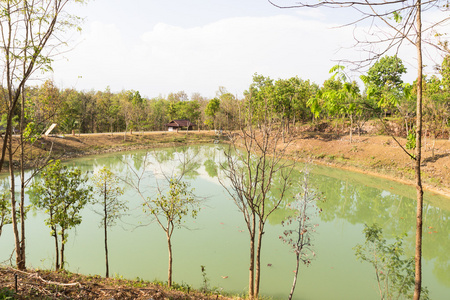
219,91 -> 295,299
280,166 -> 322,300
269,1 -> 450,297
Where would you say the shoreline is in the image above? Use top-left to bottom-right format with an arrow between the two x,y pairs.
3,130 -> 449,199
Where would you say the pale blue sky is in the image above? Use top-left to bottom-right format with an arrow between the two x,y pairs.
50,0 -> 447,99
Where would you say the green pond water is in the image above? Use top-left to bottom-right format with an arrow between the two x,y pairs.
0,145 -> 449,299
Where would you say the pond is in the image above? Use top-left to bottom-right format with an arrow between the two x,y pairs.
0,145 -> 449,299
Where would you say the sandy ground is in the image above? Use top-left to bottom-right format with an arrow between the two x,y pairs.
285,131 -> 450,198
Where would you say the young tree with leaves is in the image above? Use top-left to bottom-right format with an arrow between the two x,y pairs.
147,178 -> 199,287
354,224 -> 429,300
320,65 -> 363,142
29,160 -> 92,270
0,184 -> 11,238
204,98 -> 220,129
0,0 -> 87,271
123,147 -> 202,288
92,167 -> 126,278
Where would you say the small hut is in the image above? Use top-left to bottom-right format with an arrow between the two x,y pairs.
165,119 -> 194,131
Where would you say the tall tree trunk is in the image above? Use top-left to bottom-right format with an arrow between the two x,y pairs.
288,252 -> 301,300
53,225 -> 60,270
248,214 -> 256,299
18,86 -> 26,270
104,185 -> 109,278
254,222 -> 264,300
9,135 -> 23,270
167,233 -> 173,287
413,2 -> 424,299
104,220 -> 109,278
60,228 -> 65,269
349,114 -> 353,143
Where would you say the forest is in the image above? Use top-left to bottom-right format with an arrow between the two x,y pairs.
2,55 -> 449,140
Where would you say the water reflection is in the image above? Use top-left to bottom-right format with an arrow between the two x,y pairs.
0,145 -> 449,299
309,165 -> 450,288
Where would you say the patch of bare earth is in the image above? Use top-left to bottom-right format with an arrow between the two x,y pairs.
285,132 -> 450,198
0,267 -> 234,300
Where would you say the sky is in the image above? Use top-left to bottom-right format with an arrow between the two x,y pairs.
49,0 -> 449,99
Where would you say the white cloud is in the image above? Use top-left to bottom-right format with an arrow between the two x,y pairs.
51,13 -> 436,99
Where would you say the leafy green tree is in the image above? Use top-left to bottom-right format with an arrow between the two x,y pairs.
95,87 -> 121,133
361,56 -> 411,134
0,183 -> 11,238
319,66 -> 363,142
354,224 -> 429,300
123,147 -> 202,288
92,167 -> 126,278
273,78 -> 296,139
129,90 -> 146,133
29,160 -> 92,270
0,0 -> 90,272
146,178 -> 200,287
148,97 -> 169,131
204,98 -> 220,129
215,87 -> 240,130
245,74 -> 277,125
422,75 -> 449,155
176,100 -> 201,124
441,54 -> 450,91
364,56 -> 407,100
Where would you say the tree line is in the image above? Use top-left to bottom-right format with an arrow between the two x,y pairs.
2,55 -> 448,140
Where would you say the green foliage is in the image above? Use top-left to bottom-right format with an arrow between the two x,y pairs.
406,129 -> 416,151
0,114 -> 18,131
205,98 -> 220,129
205,98 -> 220,118
0,185 -> 12,237
200,265 -> 210,293
203,159 -> 218,178
363,55 -> 407,109
366,56 -> 406,90
59,118 -> 78,134
0,287 -> 15,300
149,179 -> 199,228
441,55 -> 450,92
354,224 -> 429,300
22,121 -> 40,143
30,160 -> 92,233
91,167 -> 127,228
392,11 -> 402,23
29,160 -> 92,269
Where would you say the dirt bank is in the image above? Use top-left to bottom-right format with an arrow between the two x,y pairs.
0,267 -> 234,300
4,129 -> 450,198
